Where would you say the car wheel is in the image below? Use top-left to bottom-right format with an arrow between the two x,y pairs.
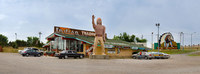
144,56 -> 148,60
37,54 -> 41,57
79,55 -> 83,59
58,57 -> 62,59
132,56 -> 136,59
26,54 -> 29,57
149,58 -> 152,60
64,55 -> 68,59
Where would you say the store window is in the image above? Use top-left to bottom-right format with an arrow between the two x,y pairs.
107,49 -> 115,54
65,40 -> 83,52
77,41 -> 83,52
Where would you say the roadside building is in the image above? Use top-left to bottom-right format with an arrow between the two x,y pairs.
43,26 -> 149,58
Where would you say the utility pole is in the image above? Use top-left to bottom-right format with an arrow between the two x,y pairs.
182,32 -> 184,50
156,23 -> 160,52
191,32 -> 196,49
180,32 -> 183,50
152,32 -> 154,49
39,32 -> 42,43
15,33 -> 17,40
141,35 -> 143,39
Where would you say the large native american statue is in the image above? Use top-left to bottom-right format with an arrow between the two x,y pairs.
92,15 -> 106,55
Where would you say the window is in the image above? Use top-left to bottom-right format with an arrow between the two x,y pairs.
107,49 -> 115,54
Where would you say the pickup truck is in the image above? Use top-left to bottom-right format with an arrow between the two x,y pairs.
55,50 -> 84,59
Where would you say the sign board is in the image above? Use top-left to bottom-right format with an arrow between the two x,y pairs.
54,26 -> 96,36
104,45 -> 114,48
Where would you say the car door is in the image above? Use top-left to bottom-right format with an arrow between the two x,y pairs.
32,48 -> 38,56
72,51 -> 78,57
68,51 -> 73,57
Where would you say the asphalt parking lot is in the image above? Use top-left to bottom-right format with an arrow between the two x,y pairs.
0,53 -> 200,74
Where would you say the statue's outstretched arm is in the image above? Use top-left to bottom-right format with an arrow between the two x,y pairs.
92,15 -> 96,29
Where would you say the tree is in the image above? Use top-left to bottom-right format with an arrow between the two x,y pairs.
0,34 -> 8,47
113,32 -> 147,43
27,36 -> 43,47
16,40 -> 27,47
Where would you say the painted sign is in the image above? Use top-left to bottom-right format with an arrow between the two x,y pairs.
54,26 -> 96,36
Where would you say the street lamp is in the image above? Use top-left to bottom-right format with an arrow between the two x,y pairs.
191,32 -> 196,49
39,32 -> 42,43
155,23 -> 160,52
15,33 -> 17,40
180,32 -> 184,50
152,32 -> 154,49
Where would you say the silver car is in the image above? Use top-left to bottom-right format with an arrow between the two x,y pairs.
132,52 -> 154,60
150,52 -> 170,59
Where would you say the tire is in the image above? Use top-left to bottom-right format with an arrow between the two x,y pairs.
132,56 -> 136,59
37,54 -> 41,57
26,54 -> 29,57
58,57 -> 62,59
79,55 -> 83,59
149,58 -> 152,60
64,55 -> 68,59
144,56 -> 148,60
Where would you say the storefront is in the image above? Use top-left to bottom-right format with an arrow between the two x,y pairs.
43,26 -> 149,58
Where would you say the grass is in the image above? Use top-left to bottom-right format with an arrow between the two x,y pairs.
188,52 -> 200,56
2,46 -> 43,53
148,49 -> 197,54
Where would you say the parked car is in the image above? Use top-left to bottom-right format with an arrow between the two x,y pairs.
21,48 -> 43,57
132,52 -> 153,60
150,52 -> 170,59
55,50 -> 84,59
161,53 -> 170,59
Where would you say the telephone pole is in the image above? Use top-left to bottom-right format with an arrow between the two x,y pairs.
39,32 -> 42,43
152,32 -> 154,49
15,33 -> 17,40
155,23 -> 160,52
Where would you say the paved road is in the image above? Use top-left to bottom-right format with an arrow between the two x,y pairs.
0,53 -> 200,74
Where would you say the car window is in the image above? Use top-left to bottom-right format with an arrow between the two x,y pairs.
73,51 -> 77,54
68,51 -> 72,53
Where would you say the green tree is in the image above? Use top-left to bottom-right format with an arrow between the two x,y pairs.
27,36 -> 43,47
16,40 -> 27,47
113,32 -> 147,43
0,34 -> 8,47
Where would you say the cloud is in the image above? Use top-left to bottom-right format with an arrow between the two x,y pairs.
0,14 -> 7,20
0,0 -> 200,47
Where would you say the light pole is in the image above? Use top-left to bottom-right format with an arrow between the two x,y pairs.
39,32 -> 42,43
191,32 -> 196,49
180,32 -> 183,50
152,32 -> 154,49
156,23 -> 160,52
15,33 -> 17,40
182,32 -> 184,50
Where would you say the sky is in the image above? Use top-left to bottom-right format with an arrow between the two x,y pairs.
0,0 -> 200,48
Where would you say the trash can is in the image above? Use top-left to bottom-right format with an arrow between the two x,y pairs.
0,46 -> 3,52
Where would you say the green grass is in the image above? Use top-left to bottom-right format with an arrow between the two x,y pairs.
148,49 -> 197,54
1,46 -> 43,53
188,52 -> 200,56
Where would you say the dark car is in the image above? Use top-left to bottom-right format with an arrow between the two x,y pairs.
55,50 -> 84,59
21,48 -> 43,57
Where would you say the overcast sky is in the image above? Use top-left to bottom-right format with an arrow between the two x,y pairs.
0,0 -> 200,47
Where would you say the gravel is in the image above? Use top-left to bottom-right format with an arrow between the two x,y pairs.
0,53 -> 200,74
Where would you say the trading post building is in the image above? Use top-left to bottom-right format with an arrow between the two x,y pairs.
43,26 -> 149,58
